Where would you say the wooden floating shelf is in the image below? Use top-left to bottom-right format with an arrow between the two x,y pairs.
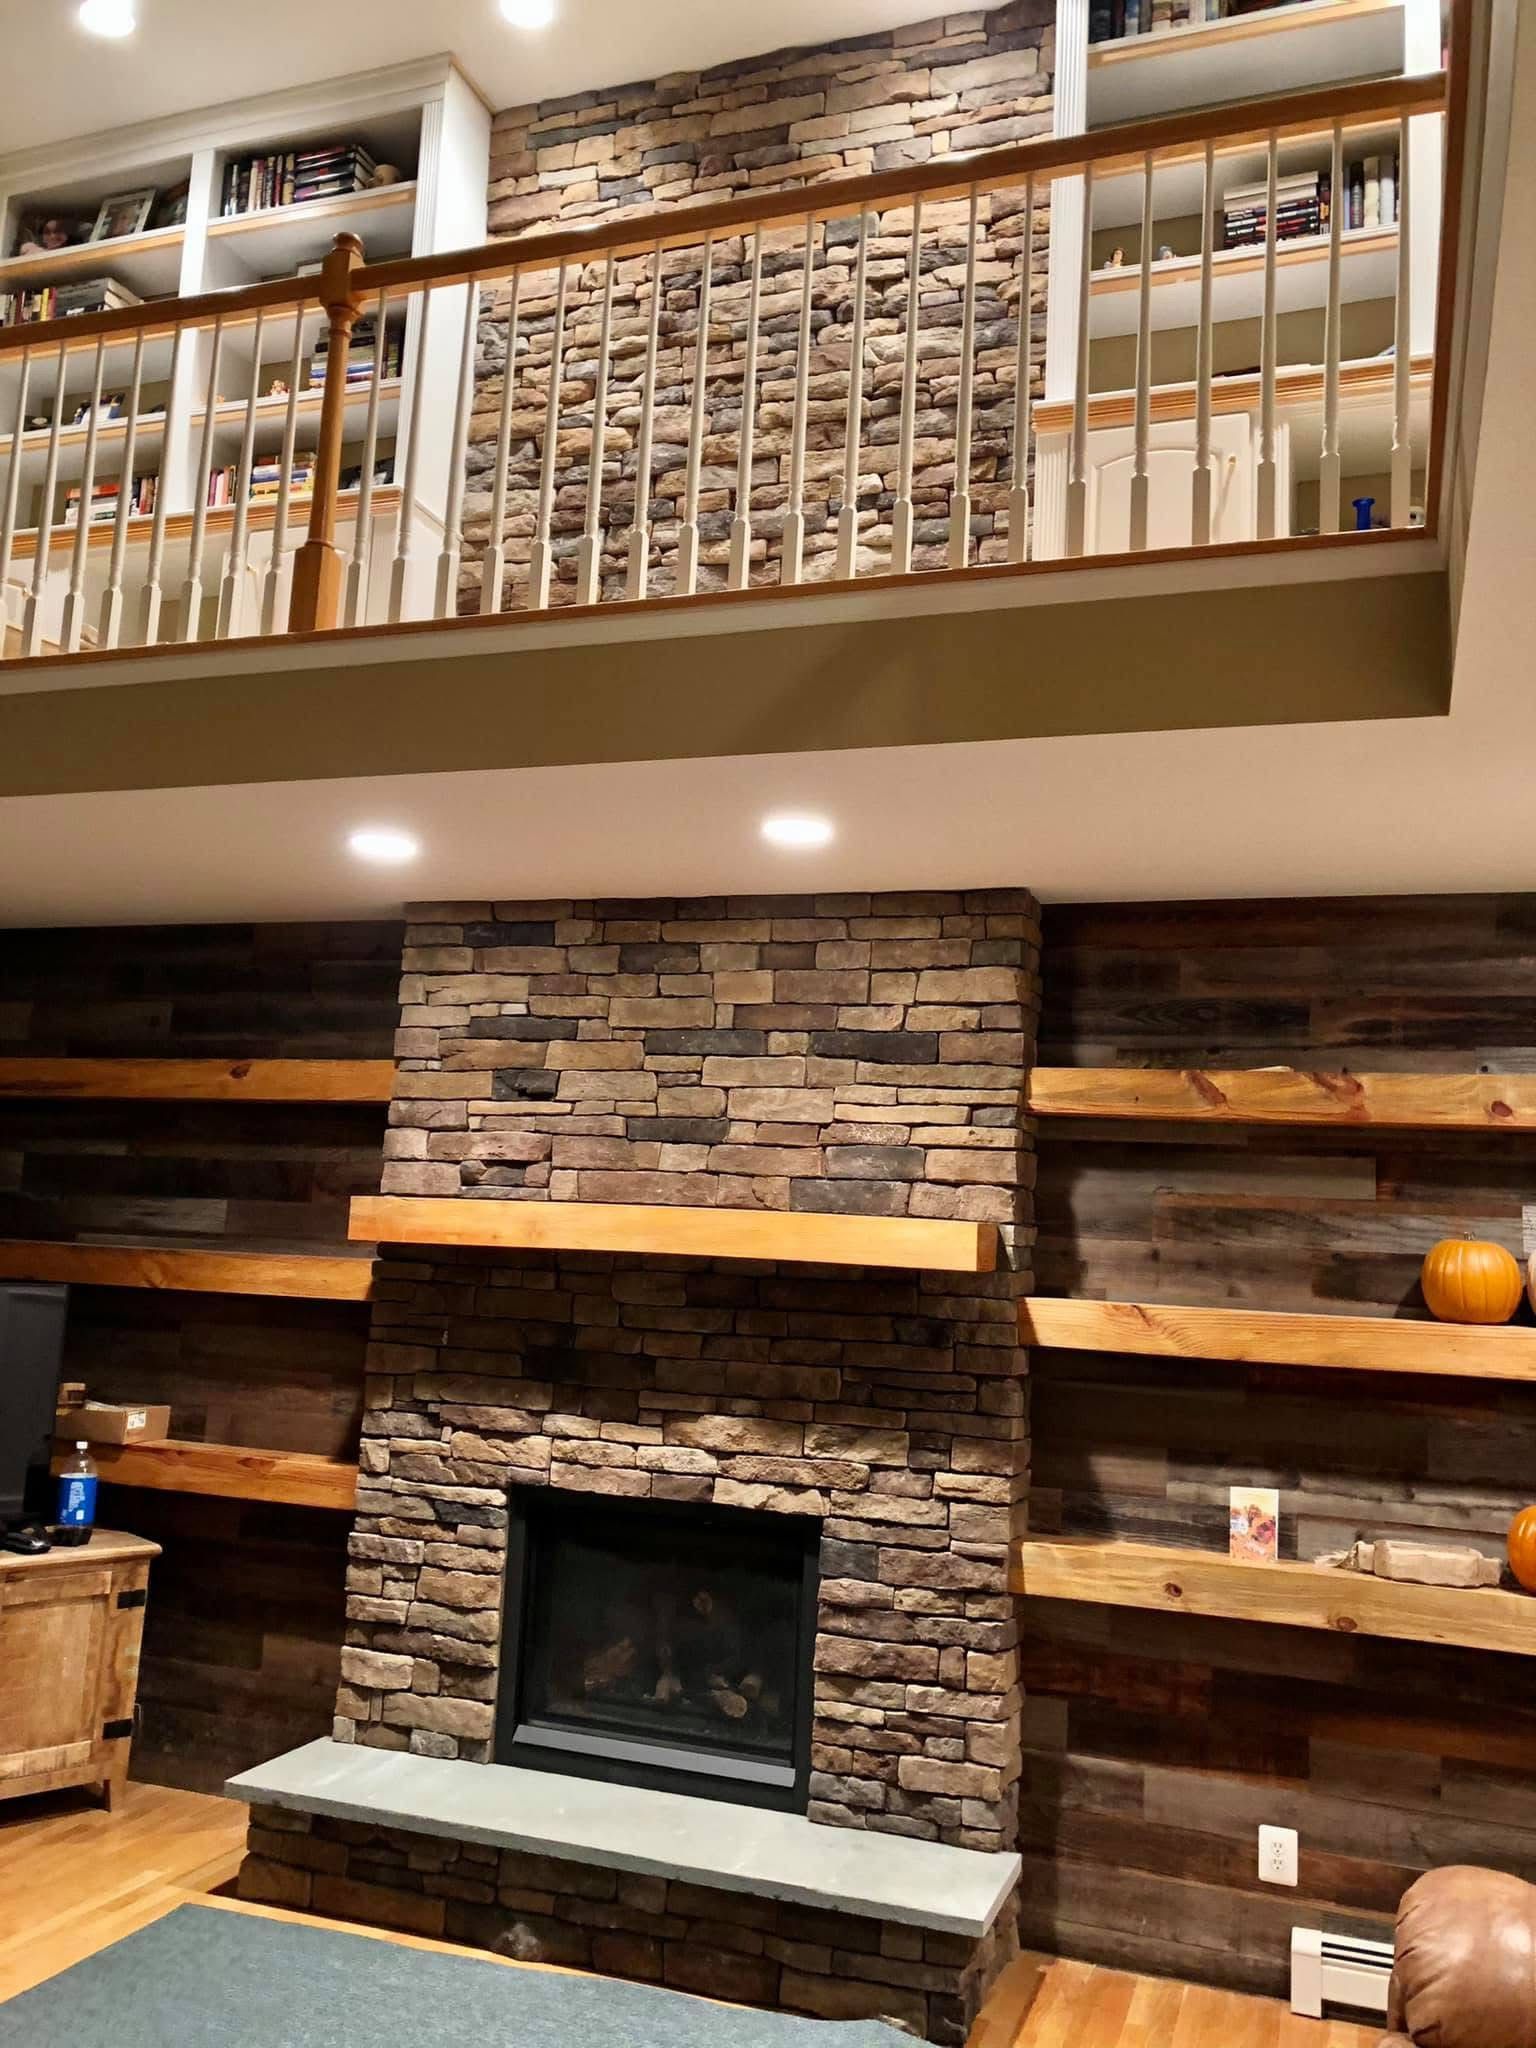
0,1057 -> 395,1103
52,1437 -> 357,1510
1012,1537 -> 1536,1658
350,1194 -> 998,1274
1020,1298 -> 1536,1382
0,1239 -> 374,1301
1027,1066 -> 1536,1131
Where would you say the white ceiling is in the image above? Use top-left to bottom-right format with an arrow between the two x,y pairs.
1,5 -> 1533,926
0,0 -> 934,159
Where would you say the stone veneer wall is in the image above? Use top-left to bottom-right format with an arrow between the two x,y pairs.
464,3 -> 1054,606
331,890 -> 1038,1857
243,1806 -> 1016,2041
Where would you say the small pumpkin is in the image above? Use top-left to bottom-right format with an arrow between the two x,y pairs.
1509,1506 -> 1536,1593
1420,1236 -> 1523,1324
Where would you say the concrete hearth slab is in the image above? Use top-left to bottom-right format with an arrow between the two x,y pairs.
228,1741 -> 1020,1937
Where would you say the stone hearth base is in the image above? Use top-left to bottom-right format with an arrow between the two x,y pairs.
240,1804 -> 1017,2042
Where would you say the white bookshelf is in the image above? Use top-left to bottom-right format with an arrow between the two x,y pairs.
1037,0 -> 1441,557
0,56 -> 488,648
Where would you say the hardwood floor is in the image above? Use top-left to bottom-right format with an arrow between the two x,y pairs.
0,1782 -> 1379,2048
0,1780 -> 247,2000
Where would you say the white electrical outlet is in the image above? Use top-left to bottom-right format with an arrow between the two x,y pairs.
1260,1824 -> 1299,1887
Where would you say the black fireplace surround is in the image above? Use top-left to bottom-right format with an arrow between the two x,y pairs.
496,1488 -> 819,1810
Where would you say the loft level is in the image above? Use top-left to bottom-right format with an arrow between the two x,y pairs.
1026,1067 -> 1536,1129
1012,1537 -> 1536,1656
350,1195 -> 998,1274
0,1238 -> 374,1300
1020,1298 -> 1536,1382
0,1057 -> 395,1102
52,1436 -> 357,1510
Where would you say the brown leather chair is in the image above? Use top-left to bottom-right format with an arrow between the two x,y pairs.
1382,1867 -> 1536,2047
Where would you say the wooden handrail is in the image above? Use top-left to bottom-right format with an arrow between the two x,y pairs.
354,72 -> 1447,298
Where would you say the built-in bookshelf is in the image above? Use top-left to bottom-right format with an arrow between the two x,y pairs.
0,59 -> 487,647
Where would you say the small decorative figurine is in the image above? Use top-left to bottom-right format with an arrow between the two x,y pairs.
1105,245 -> 1125,269
268,377 -> 290,399
1155,242 -> 1175,261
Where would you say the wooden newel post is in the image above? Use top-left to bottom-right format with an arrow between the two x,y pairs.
288,233 -> 365,634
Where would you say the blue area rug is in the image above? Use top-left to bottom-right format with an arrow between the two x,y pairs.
0,1903 -> 911,2047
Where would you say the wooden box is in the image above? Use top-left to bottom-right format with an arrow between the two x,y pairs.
0,1529 -> 159,1810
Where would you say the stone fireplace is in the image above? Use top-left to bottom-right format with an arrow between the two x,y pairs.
236,890 -> 1038,2041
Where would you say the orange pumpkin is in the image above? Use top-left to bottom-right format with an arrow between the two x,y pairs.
1421,1236 -> 1523,1324
1509,1507 -> 1536,1593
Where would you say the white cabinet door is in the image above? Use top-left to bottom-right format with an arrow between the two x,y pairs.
1085,413 -> 1289,551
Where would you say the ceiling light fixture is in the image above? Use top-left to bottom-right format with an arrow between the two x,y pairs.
78,0 -> 136,36
347,826 -> 420,866
498,0 -> 556,27
761,812 -> 835,851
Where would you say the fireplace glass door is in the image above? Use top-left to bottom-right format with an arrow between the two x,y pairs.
498,1488 -> 818,1810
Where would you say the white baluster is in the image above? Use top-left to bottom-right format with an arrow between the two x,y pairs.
342,288 -> 390,629
949,184 -> 980,570
0,347 -> 32,615
1192,141 -> 1216,546
836,208 -> 869,581
436,282 -> 481,619
1256,134 -> 1280,541
1067,164 -> 1094,558
1130,153 -> 1155,553
100,331 -> 145,648
783,213 -> 816,587
529,263 -> 568,610
180,318 -> 226,641
481,273 -> 521,614
61,338 -> 107,651
263,309 -> 308,634
139,325 -> 185,647
728,225 -> 763,592
217,310 -> 266,640
1390,112 -> 1413,528
390,287 -> 432,624
1318,125 -> 1346,536
22,340 -> 69,657
575,252 -> 616,607
892,195 -> 924,574
626,243 -> 664,602
1008,178 -> 1035,565
677,237 -> 713,597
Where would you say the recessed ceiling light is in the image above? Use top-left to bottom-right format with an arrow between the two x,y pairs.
499,0 -> 556,26
761,812 -> 835,851
347,826 -> 420,865
78,0 -> 136,36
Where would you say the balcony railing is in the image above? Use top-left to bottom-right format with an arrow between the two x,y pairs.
0,57 -> 1462,666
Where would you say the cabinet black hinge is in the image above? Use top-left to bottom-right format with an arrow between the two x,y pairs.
117,1587 -> 147,1609
102,1717 -> 135,1741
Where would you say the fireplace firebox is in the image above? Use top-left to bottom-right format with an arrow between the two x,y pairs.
496,1488 -> 819,1810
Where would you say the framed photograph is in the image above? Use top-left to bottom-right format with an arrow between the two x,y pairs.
1229,1485 -> 1279,1565
12,213 -> 89,258
89,187 -> 157,243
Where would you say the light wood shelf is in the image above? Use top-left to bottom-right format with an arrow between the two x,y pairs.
0,1057 -> 395,1103
1088,227 -> 1399,337
51,1437 -> 357,1510
1020,1297 -> 1536,1382
6,484 -> 401,565
206,182 -> 418,268
0,1239 -> 374,1300
1027,1066 -> 1536,1130
1012,1537 -> 1536,1657
0,226 -> 187,299
350,1194 -> 998,1274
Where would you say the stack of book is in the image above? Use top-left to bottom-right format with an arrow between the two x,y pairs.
222,142 -> 378,216
206,455 -> 317,506
308,314 -> 402,390
64,474 -> 157,524
1344,153 -> 1399,231
1088,0 -> 1174,39
1223,170 -> 1330,248
0,275 -> 139,326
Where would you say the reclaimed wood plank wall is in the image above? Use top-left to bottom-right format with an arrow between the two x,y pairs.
0,920 -> 401,1790
1023,894 -> 1536,1993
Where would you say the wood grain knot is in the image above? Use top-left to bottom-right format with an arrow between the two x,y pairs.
1331,1615 -> 1359,1632
1491,1100 -> 1514,1120
1162,1581 -> 1184,1600
230,1062 -> 254,1080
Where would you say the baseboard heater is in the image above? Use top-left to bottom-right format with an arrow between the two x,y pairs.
1290,1927 -> 1394,2019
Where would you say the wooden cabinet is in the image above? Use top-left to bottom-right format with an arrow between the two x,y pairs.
0,1530 -> 158,1810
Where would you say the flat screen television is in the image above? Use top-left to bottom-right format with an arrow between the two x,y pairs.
0,1282 -> 67,1529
